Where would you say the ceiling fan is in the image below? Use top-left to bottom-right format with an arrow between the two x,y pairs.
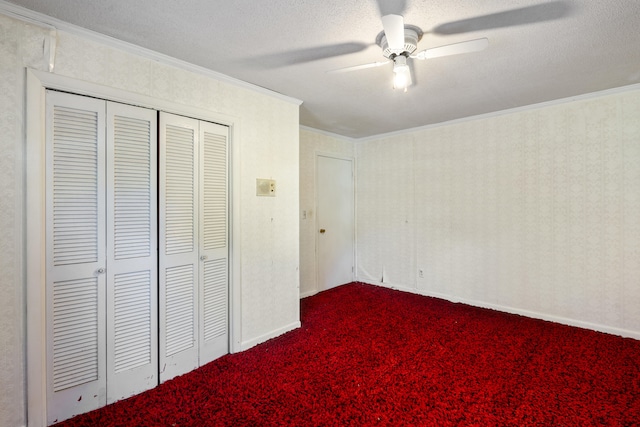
329,14 -> 489,92
249,1 -> 570,89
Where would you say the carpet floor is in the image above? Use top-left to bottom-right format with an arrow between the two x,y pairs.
56,282 -> 640,426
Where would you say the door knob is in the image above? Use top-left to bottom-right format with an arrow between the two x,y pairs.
319,229 -> 326,234
200,255 -> 208,261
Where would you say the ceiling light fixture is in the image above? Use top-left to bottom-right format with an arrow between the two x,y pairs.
328,14 -> 489,95
376,20 -> 420,93
392,55 -> 412,91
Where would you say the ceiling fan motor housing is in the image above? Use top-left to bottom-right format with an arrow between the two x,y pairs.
377,25 -> 423,58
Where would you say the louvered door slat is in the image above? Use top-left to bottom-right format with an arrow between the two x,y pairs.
112,112 -> 152,260
202,131 -> 227,251
165,264 -> 196,356
51,277 -> 99,392
46,91 -> 107,425
165,125 -> 195,256
113,271 -> 152,372
106,102 -> 158,404
51,104 -> 100,267
203,259 -> 227,341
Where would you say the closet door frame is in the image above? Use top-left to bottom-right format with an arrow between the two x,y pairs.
26,69 -> 242,427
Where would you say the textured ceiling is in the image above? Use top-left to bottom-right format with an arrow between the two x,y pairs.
6,0 -> 640,138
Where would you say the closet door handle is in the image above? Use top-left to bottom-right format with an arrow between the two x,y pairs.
200,255 -> 208,261
96,268 -> 105,274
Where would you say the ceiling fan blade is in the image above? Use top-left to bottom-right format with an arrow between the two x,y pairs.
381,14 -> 406,53
432,1 -> 572,35
375,0 -> 407,17
327,61 -> 390,74
249,42 -> 370,68
413,38 -> 489,60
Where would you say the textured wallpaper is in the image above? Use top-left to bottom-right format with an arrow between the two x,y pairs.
0,13 -> 300,427
299,129 -> 355,297
55,29 -> 301,346
356,89 -> 640,337
0,14 -> 29,427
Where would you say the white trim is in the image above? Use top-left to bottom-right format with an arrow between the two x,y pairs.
299,83 -> 640,141
15,59 -> 28,427
25,69 -> 243,426
299,125 -> 356,142
299,289 -> 319,299
240,321 -> 301,351
354,82 -> 640,142
230,113 -> 243,354
314,151 -> 356,163
26,69 -> 47,427
300,83 -> 640,142
28,70 -> 239,125
0,0 -> 56,29
0,1 -> 302,107
358,279 -> 640,341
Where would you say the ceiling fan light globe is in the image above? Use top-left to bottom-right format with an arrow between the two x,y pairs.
393,68 -> 411,90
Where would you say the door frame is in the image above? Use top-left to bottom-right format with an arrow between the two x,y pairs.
25,69 -> 242,426
314,152 -> 357,294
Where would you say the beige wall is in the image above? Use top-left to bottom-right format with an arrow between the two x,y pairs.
299,86 -> 640,338
356,87 -> 640,337
1,13 -> 300,427
299,128 -> 355,297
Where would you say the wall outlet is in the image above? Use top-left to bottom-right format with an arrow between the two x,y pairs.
418,269 -> 424,278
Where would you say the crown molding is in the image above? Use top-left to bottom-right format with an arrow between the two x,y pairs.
0,0 -> 303,106
353,82 -> 640,143
299,125 -> 357,143
299,81 -> 640,142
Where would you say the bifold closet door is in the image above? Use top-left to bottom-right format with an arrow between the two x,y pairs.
45,91 -> 158,424
159,113 -> 201,381
159,113 -> 229,382
198,121 -> 229,365
45,91 -> 107,424
105,103 -> 158,403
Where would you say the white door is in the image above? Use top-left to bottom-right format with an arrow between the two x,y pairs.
198,121 -> 229,365
45,92 -> 158,424
159,113 -> 230,382
45,91 -> 107,425
316,155 -> 355,291
105,102 -> 158,403
159,113 -> 200,382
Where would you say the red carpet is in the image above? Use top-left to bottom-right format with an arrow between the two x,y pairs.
56,283 -> 640,426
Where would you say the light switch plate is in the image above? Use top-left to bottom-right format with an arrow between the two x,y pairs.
256,178 -> 276,197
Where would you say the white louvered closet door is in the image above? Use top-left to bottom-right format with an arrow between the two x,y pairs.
159,113 -> 200,382
45,91 -> 107,424
199,121 -> 229,365
105,103 -> 158,403
45,92 -> 159,424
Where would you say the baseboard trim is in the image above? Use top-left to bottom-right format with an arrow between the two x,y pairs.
358,279 -> 640,340
300,289 -> 318,299
240,321 -> 302,351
